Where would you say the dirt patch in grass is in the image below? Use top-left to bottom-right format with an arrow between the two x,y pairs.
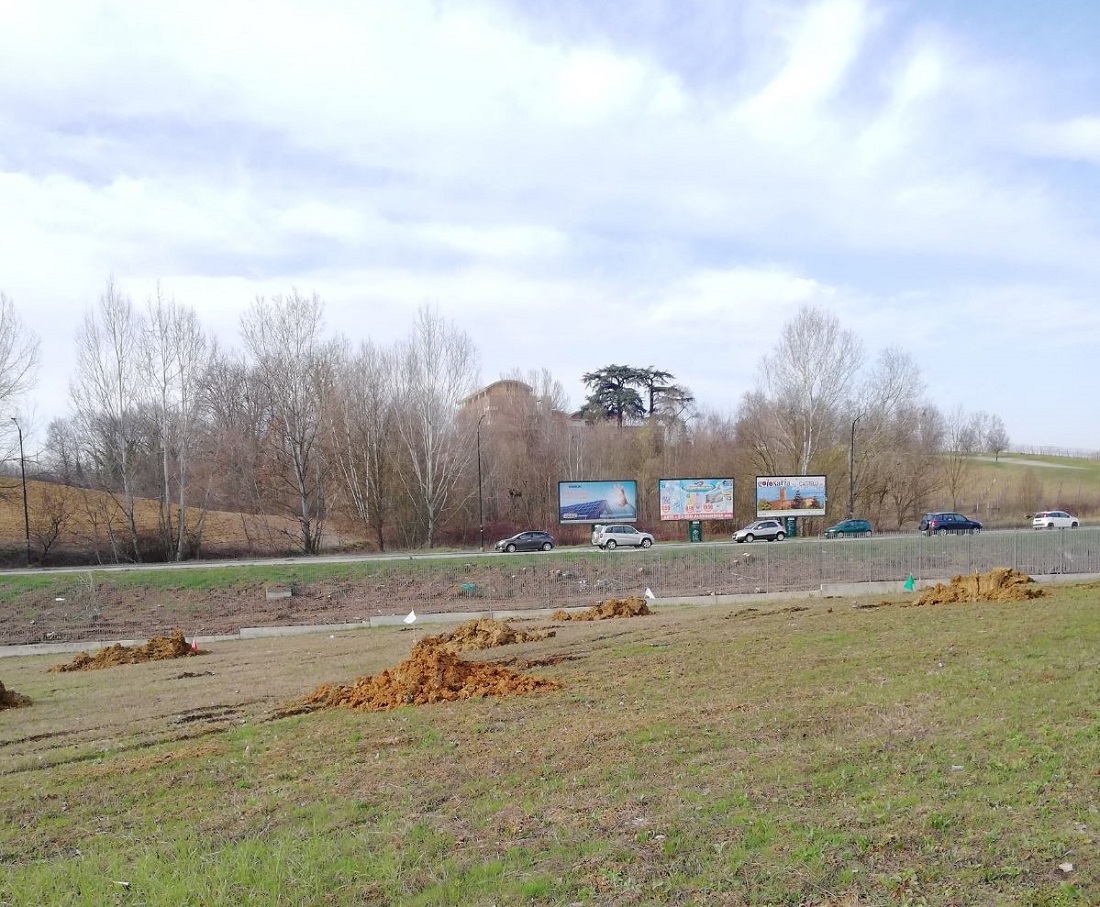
551,596 -> 652,621
912,567 -> 1045,605
421,618 -> 556,653
294,639 -> 562,713
0,681 -> 31,709
48,630 -> 201,672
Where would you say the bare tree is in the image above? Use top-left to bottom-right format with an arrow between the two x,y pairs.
0,292 -> 40,408
241,290 -> 338,554
393,305 -> 480,547
984,414 -> 1010,462
759,306 -> 865,474
141,286 -> 212,560
69,279 -> 144,561
942,405 -> 980,510
30,483 -> 75,564
328,339 -> 398,551
849,348 -> 925,518
481,368 -> 573,531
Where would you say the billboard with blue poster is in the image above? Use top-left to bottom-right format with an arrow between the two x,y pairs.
558,480 -> 638,524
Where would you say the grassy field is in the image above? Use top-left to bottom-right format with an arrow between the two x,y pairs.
2,582 -> 1098,905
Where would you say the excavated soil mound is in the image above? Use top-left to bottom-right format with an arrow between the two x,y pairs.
914,567 -> 1045,605
421,618 -> 555,653
49,630 -> 200,673
299,640 -> 561,713
0,681 -> 31,709
551,596 -> 652,621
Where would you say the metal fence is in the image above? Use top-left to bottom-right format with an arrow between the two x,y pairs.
281,528 -> 1100,617
5,529 -> 1098,646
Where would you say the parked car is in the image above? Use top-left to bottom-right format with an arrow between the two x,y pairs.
592,524 -> 654,549
918,512 -> 982,535
733,519 -> 786,543
823,518 -> 873,538
494,530 -> 555,553
1032,510 -> 1079,530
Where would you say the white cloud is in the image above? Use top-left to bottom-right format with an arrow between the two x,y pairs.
2,0 -> 1100,447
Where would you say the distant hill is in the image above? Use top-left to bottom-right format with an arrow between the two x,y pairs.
0,477 -> 319,567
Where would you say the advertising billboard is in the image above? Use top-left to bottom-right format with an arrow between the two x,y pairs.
558,480 -> 638,524
755,475 -> 827,518
658,478 -> 734,521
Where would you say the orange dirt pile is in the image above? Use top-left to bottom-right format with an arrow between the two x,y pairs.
421,618 -> 555,653
913,567 -> 1045,605
0,681 -> 31,709
49,630 -> 200,672
551,596 -> 652,621
299,639 -> 561,713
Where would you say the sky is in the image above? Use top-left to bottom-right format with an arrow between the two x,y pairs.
2,0 -> 1100,453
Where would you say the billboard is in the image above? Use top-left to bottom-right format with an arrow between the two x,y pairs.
558,480 -> 638,524
658,478 -> 734,521
756,475 -> 827,518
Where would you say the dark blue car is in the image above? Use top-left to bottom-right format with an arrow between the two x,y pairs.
918,512 -> 982,535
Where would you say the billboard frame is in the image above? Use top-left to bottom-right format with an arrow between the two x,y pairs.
657,478 -> 734,522
755,475 -> 827,518
557,480 -> 639,525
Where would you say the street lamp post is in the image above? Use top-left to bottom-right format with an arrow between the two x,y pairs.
476,413 -> 486,552
847,413 -> 862,519
10,417 -> 30,567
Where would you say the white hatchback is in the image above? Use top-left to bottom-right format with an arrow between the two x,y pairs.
1032,510 -> 1079,529
592,524 -> 654,549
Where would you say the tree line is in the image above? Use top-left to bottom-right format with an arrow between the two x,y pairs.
0,283 -> 1038,564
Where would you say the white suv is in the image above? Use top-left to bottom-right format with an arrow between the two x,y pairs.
1032,510 -> 1079,530
593,524 -> 654,549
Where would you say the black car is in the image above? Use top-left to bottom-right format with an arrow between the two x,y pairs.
494,530 -> 555,553
918,512 -> 982,535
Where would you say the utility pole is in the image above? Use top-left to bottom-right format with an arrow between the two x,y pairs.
847,413 -> 862,519
476,413 -> 486,552
10,417 -> 30,567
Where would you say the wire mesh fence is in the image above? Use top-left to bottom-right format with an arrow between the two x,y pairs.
4,528 -> 1098,646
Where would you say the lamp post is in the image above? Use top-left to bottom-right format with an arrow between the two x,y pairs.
476,413 -> 486,552
847,413 -> 862,519
10,417 -> 30,567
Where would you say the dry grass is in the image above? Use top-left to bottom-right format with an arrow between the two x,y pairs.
0,477 -> 305,561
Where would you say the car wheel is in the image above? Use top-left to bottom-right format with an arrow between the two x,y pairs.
937,528 -> 948,536
864,531 -> 872,538
541,542 -> 552,551
972,527 -> 980,534
1046,523 -> 1054,530
506,543 -> 517,553
640,538 -> 652,549
605,539 -> 617,549
1071,522 -> 1079,528
775,532 -> 785,541
744,534 -> 755,543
